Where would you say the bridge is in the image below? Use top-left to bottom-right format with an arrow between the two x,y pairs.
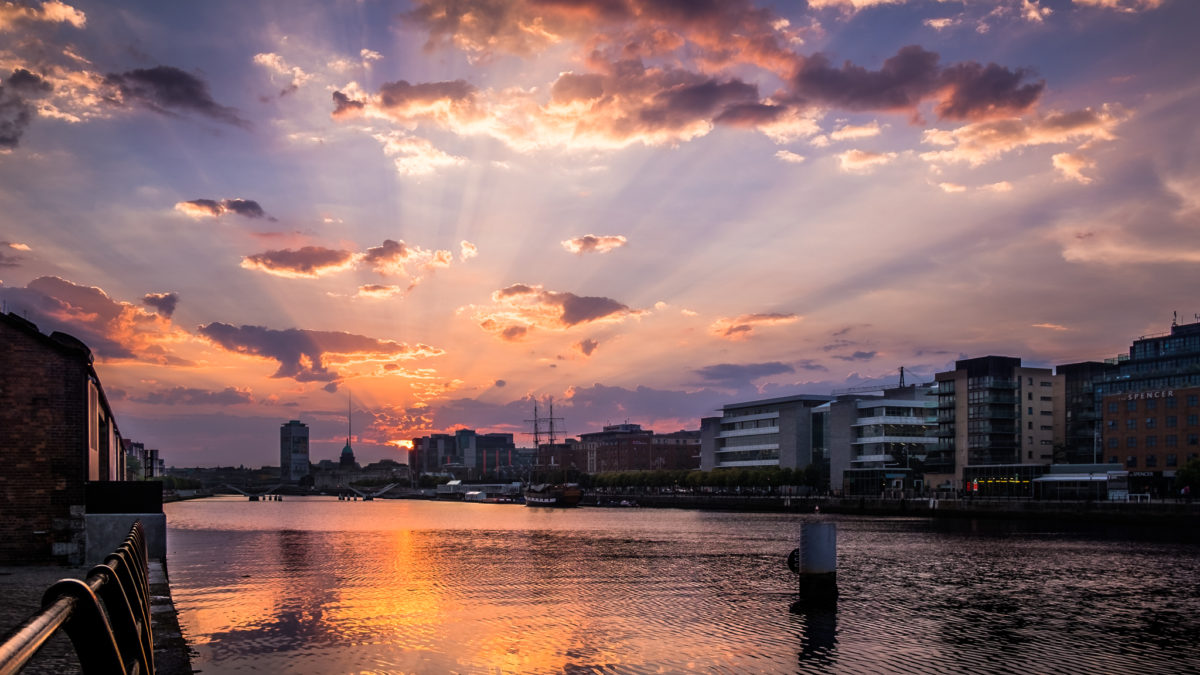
339,483 -> 399,501
223,484 -> 283,501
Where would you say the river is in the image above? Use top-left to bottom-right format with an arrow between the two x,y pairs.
165,496 -> 1200,674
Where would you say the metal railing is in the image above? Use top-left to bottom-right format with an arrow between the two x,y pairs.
0,521 -> 154,675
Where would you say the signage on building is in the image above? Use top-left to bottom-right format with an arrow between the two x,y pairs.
1125,389 -> 1175,400
1128,471 -> 1157,477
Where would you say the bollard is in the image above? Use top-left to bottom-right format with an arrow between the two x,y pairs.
788,522 -> 837,611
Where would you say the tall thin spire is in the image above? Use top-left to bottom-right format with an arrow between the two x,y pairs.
347,390 -> 352,445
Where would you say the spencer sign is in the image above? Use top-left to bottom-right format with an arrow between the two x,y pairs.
1125,389 -> 1175,400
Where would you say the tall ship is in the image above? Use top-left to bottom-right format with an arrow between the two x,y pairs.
523,398 -> 581,507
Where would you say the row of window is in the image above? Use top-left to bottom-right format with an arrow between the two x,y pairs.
1108,414 -> 1200,430
719,418 -> 777,432
1108,434 -> 1200,449
1120,453 -> 1199,468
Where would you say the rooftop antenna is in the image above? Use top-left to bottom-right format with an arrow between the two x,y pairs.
1173,310 -> 1178,327
899,366 -> 906,388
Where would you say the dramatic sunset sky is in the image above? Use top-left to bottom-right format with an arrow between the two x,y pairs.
2,0 -> 1197,467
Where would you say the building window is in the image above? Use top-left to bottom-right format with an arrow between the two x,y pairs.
1188,395 -> 1199,407
1028,407 -> 1034,415
1108,401 -> 1119,413
1127,419 -> 1138,430
1146,436 -> 1157,448
1127,400 -> 1138,412
1145,418 -> 1156,429
1167,435 -> 1178,447
1127,437 -> 1137,449
1190,434 -> 1199,446
1108,455 -> 1118,464
1167,396 -> 1178,408
1167,454 -> 1178,467
1041,381 -> 1052,387
1126,455 -> 1137,468
1167,416 -> 1178,428
1028,421 -> 1033,430
1189,414 -> 1199,426
1146,454 -> 1158,468
1108,437 -> 1118,449
1028,392 -> 1033,401
1146,399 -> 1158,411
1040,425 -> 1053,431
1107,420 -> 1117,429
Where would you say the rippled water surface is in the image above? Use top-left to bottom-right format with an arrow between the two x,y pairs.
166,497 -> 1200,674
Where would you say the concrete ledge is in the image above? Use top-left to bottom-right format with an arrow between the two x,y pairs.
84,513 -> 165,564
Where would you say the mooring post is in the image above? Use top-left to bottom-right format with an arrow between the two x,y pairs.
788,521 -> 837,611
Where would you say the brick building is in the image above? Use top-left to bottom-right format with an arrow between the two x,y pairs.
1101,385 -> 1200,494
0,313 -> 127,563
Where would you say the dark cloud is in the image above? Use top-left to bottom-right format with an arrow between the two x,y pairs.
496,283 -> 536,298
127,386 -> 253,406
577,338 -> 599,356
0,276 -> 188,365
790,45 -> 1042,121
6,69 -> 52,94
142,292 -> 178,317
241,246 -> 355,278
197,322 -> 442,383
0,69 -> 53,149
103,66 -> 248,127
833,351 -> 877,362
501,325 -> 528,341
558,293 -> 629,326
494,379 -> 507,387
362,239 -> 409,267
175,198 -> 270,219
378,79 -> 476,109
331,90 -> 365,118
694,361 -> 795,387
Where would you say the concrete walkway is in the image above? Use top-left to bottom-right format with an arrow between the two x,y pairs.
0,561 -> 194,674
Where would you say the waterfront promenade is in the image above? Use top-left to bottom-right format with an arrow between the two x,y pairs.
0,561 -> 193,674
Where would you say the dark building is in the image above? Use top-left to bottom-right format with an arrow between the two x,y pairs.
0,313 -> 128,563
573,424 -> 700,473
1094,319 -> 1200,399
1056,361 -> 1118,464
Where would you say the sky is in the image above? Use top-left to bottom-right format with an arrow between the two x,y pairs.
2,0 -> 1198,468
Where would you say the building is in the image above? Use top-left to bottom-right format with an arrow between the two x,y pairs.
455,429 -> 519,478
700,394 -> 833,471
0,313 -> 129,563
570,424 -> 700,473
933,356 -> 1065,491
280,420 -> 310,482
1093,319 -> 1200,400
1101,385 -> 1200,495
1056,361 -> 1118,464
817,384 -> 938,495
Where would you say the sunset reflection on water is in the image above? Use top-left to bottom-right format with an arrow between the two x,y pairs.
166,497 -> 1200,674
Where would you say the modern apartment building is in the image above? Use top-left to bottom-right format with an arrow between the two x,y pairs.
279,420 -> 310,482
699,394 -> 832,471
818,384 -> 938,494
1056,361 -> 1117,464
932,356 -> 1065,490
1094,319 -> 1200,400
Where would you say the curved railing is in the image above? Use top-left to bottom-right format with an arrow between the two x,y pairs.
0,521 -> 153,675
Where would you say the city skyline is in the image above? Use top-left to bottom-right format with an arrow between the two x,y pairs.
2,0 -> 1198,466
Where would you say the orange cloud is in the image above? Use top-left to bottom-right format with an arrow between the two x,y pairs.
710,312 -> 801,340
1052,152 -> 1096,184
921,105 -> 1125,166
0,1 -> 85,31
466,283 -> 639,340
561,234 -> 627,255
240,246 -> 357,278
837,148 -> 897,173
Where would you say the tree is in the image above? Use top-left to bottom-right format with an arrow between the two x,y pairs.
125,454 -> 143,481
1175,458 -> 1200,497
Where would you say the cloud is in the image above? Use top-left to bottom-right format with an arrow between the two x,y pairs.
1073,0 -> 1162,11
938,182 -> 966,193
197,322 -> 443,383
710,312 -> 800,340
253,52 -> 311,97
1,240 -> 29,266
356,284 -> 403,299
789,45 -> 1044,122
127,386 -> 253,406
103,66 -> 247,127
983,181 -> 1013,192
362,239 -> 453,279
241,246 -> 357,278
1,68 -> 54,149
829,120 -> 882,141
0,1 -> 85,31
561,234 -> 627,255
920,105 -> 1125,166
1052,152 -> 1096,183
832,350 -> 877,361
0,276 -> 190,364
694,361 -> 796,387
331,90 -> 366,118
577,338 -> 599,356
775,150 -> 806,163
142,292 -> 178,317
459,240 -> 478,261
837,148 -> 897,173
469,283 -> 638,340
494,379 -> 506,387
174,198 -> 268,219
924,17 -> 960,30
1033,323 -> 1068,331
372,131 -> 466,175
